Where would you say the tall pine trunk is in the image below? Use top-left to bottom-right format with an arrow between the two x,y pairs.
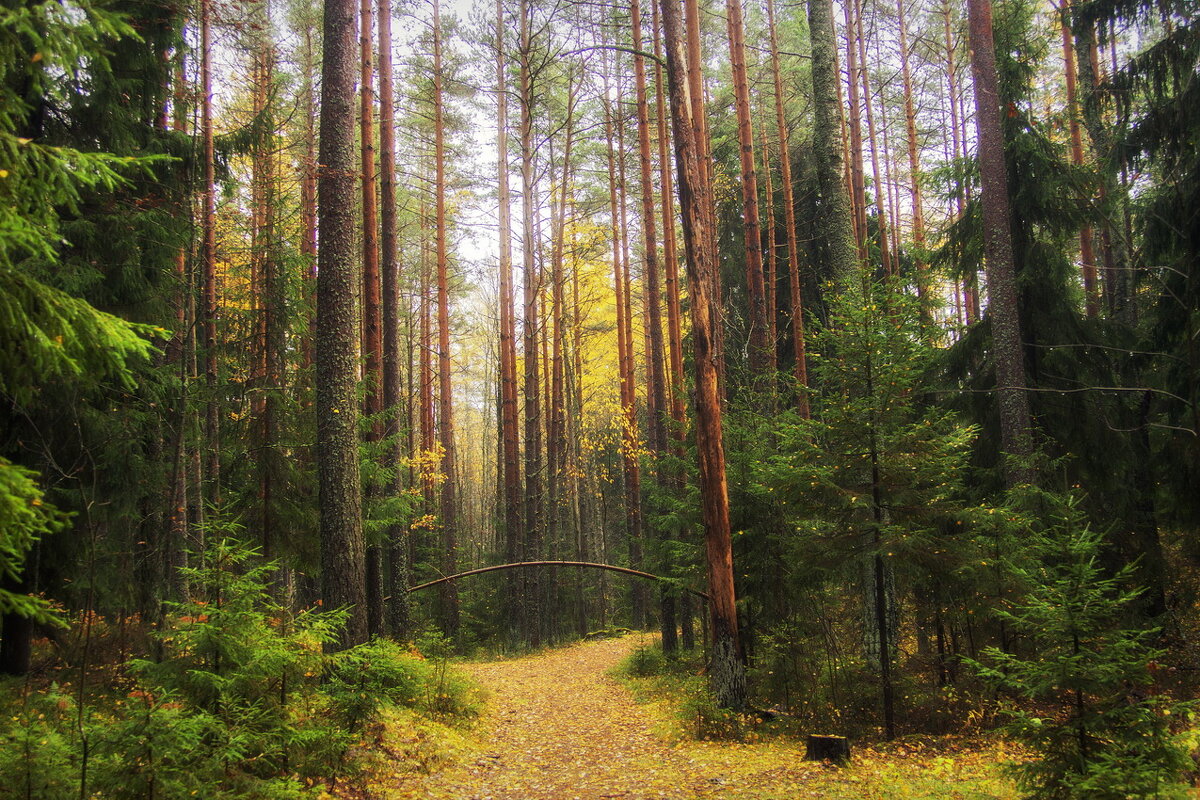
896,0 -> 930,318
433,0 -> 459,635
968,0 -> 1033,485
495,0 -> 523,643
379,0 -> 409,636
854,0 -> 894,276
317,0 -> 368,650
518,0 -> 543,646
1059,12 -> 1099,318
200,0 -> 220,508
359,0 -> 386,637
765,0 -> 810,413
660,0 -> 746,710
726,0 -> 771,378
809,0 -> 860,286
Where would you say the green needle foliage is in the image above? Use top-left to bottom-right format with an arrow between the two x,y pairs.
1,535 -> 480,799
971,490 -> 1193,800
0,458 -> 68,621
0,0 -> 165,632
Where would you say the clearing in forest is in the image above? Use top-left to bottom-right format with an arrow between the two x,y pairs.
374,636 -> 1017,799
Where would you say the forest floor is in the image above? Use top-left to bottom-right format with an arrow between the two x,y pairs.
361,635 -> 1018,799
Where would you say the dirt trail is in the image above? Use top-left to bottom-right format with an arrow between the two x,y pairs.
382,636 -> 1012,800
386,636 -> 815,799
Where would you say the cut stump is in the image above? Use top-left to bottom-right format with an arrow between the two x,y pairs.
805,734 -> 850,764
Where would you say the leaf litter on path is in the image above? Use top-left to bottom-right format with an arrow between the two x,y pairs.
373,636 -> 1016,800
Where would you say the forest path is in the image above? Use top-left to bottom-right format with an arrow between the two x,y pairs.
381,635 -> 1012,800
384,635 -> 822,799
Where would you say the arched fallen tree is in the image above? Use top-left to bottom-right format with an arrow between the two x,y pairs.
407,561 -> 710,601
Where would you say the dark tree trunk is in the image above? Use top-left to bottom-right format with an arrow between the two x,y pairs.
495,0 -> 523,644
379,0 -> 409,637
809,0 -> 861,286
201,0 -> 220,507
968,0 -> 1034,484
518,0 -> 543,646
433,0 -> 459,636
317,0 -> 368,650
765,0 -> 810,413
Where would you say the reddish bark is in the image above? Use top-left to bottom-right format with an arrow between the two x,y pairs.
659,0 -> 746,709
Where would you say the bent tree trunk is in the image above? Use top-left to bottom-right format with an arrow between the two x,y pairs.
408,561 -> 710,600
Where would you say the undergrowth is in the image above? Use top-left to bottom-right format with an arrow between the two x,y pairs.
614,642 -> 798,742
614,641 -> 1020,798
0,539 -> 479,799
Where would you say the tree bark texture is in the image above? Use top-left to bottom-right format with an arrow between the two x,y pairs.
317,0 -> 368,649
809,0 -> 861,286
765,0 -> 810,413
659,0 -> 746,710
379,0 -> 410,637
726,0 -> 771,378
968,0 -> 1034,485
360,0 -> 385,639
433,0 -> 460,635
495,0 -> 523,643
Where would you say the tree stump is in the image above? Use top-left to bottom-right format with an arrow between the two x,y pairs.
805,734 -> 850,764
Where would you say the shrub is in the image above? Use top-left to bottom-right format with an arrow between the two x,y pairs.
130,538 -> 350,786
971,492 -> 1194,800
0,684 -> 78,800
624,644 -> 669,677
0,537 -> 479,799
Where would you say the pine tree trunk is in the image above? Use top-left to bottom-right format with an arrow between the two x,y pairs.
358,0 -> 386,637
726,0 -> 771,378
942,0 -> 979,322
809,0 -> 861,286
495,0 -> 523,644
659,0 -> 746,709
896,0 -> 929,315
518,0 -> 543,646
379,0 -> 409,637
854,0 -> 894,276
841,0 -> 869,262
200,0 -> 220,507
968,0 -> 1034,485
432,0 -> 459,636
760,125 -> 779,376
652,5 -> 692,648
611,79 -> 647,630
1059,14 -> 1099,318
548,69 -> 578,644
299,19 -> 318,370
254,15 -> 284,592
631,0 -> 673,651
317,0 -> 368,650
683,0 -> 725,391
765,0 -> 810,414
167,47 -> 191,605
